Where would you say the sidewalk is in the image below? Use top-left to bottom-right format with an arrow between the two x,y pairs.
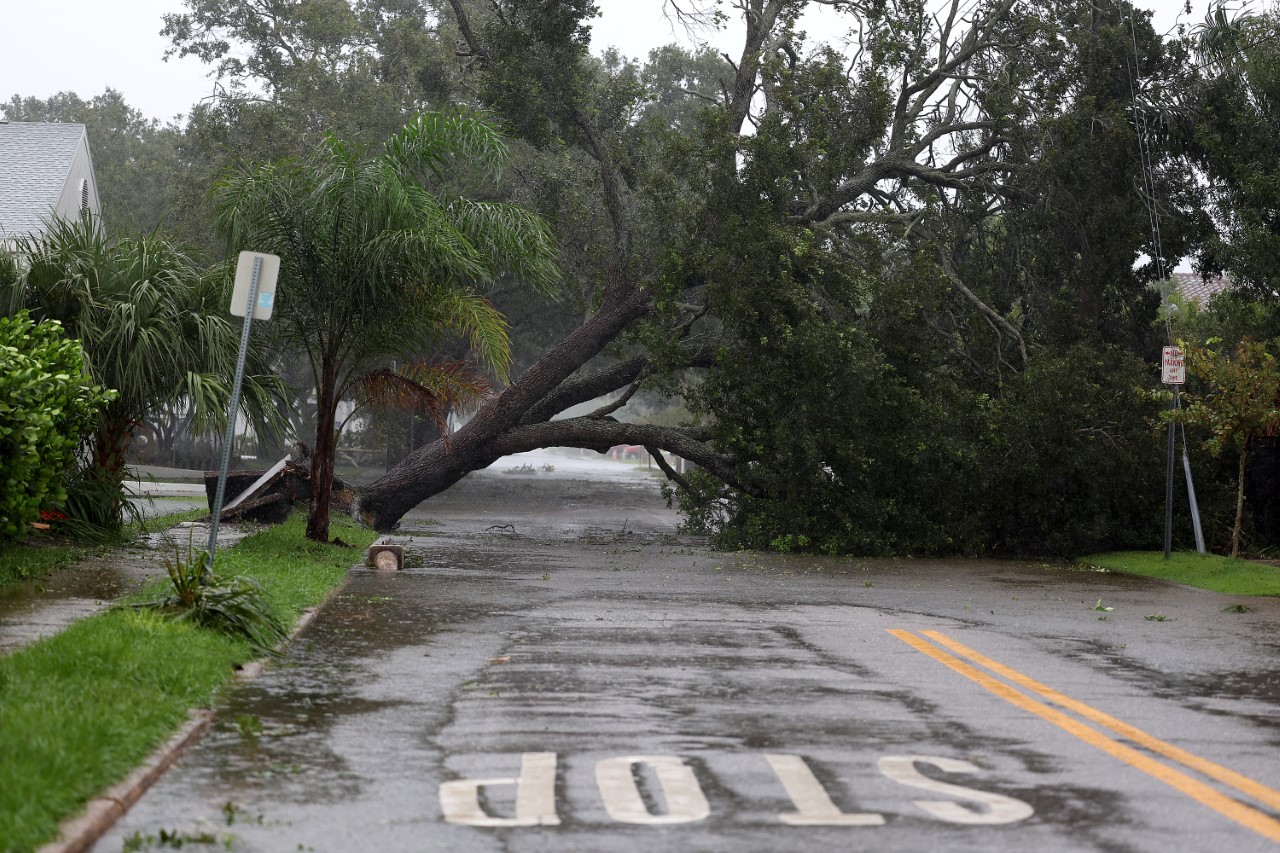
0,519 -> 249,656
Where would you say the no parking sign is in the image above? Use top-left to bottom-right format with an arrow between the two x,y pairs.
1161,346 -> 1185,385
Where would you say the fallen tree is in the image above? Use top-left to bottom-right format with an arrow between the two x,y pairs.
351,0 -> 1030,531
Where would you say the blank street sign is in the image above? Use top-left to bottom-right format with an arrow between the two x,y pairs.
230,251 -> 281,320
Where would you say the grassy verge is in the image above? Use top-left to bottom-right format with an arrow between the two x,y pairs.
0,512 -> 376,853
0,509 -> 209,592
0,543 -> 84,590
127,507 -> 209,537
1077,551 -> 1280,596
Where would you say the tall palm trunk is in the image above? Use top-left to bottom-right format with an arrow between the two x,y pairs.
308,361 -> 339,543
88,408 -> 135,529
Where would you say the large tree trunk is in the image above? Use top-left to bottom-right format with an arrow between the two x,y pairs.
90,410 -> 134,528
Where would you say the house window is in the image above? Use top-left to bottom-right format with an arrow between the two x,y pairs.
80,179 -> 89,217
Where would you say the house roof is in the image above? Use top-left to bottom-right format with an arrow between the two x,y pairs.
0,121 -> 89,241
1169,272 -> 1233,308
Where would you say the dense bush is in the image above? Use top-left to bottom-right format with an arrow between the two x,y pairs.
0,311 -> 112,541
678,332 -> 1169,557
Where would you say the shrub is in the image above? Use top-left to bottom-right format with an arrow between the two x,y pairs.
0,311 -> 113,541
131,534 -> 288,656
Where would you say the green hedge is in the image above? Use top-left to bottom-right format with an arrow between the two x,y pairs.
0,312 -> 112,541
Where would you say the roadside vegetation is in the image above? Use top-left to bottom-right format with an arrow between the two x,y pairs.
0,543 -> 84,589
1078,551 -> 1280,596
0,512 -> 375,853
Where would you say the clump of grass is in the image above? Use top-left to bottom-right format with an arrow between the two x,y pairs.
1077,551 -> 1280,597
130,534 -> 287,656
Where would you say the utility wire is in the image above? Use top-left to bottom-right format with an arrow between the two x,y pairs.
1124,13 -> 1172,342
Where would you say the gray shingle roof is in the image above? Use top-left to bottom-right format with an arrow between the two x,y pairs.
1170,272 -> 1233,308
0,121 -> 87,240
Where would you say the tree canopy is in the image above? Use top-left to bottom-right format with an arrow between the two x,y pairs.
9,0 -> 1278,555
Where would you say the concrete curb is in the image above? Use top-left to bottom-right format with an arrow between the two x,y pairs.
37,569 -> 360,853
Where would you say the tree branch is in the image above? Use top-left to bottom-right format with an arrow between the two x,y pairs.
487,417 -> 756,496
646,444 -> 692,491
937,250 -> 1028,367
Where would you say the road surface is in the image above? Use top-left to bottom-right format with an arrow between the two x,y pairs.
95,450 -> 1280,852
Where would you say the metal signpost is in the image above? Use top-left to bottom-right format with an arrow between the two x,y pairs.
1161,346 -> 1185,560
207,252 -> 280,574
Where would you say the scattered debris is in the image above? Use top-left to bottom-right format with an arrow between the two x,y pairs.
203,444 -> 354,525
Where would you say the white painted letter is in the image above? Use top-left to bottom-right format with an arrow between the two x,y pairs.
766,754 -> 886,826
878,755 -> 1034,825
595,755 -> 711,824
440,752 -> 560,826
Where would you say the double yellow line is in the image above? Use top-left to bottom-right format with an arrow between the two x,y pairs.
888,628 -> 1280,843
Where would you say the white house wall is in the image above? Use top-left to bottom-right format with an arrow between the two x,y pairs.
52,133 -> 101,223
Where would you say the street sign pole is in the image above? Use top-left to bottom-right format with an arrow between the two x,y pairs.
1160,346 -> 1186,560
1164,390 -> 1175,560
207,256 -> 262,576
206,252 -> 280,577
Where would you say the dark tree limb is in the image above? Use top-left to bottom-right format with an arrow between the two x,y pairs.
937,251 -> 1028,368
590,380 -> 642,418
487,418 -> 752,497
521,341 -> 719,426
521,353 -> 648,425
646,444 -> 692,492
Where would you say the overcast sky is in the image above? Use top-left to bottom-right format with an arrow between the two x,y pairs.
0,0 -> 1201,124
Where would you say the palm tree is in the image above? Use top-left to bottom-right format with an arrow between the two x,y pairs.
3,216 -> 286,529
211,110 -> 560,542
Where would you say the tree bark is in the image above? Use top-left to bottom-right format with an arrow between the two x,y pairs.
308,362 -> 339,542
1232,443 -> 1247,559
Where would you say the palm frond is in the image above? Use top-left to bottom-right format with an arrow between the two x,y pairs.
428,291 -> 513,381
445,198 -> 562,296
351,359 -> 491,437
385,109 -> 510,183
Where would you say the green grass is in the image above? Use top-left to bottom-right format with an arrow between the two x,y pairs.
126,507 -> 209,536
0,542 -> 84,590
1077,551 -> 1280,596
0,512 -> 376,853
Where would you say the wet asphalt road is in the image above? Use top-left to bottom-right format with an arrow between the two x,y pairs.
95,453 -> 1280,852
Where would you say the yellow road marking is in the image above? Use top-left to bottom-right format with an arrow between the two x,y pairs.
887,629 -> 1280,844
921,629 -> 1280,813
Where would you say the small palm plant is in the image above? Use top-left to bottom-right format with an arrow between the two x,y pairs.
133,532 -> 287,655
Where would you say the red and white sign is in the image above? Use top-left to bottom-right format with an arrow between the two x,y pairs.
1161,346 -> 1185,385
